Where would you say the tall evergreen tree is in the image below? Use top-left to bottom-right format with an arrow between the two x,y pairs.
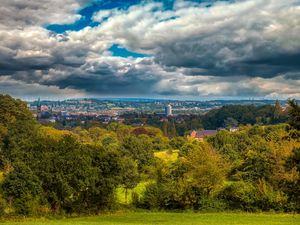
287,99 -> 300,130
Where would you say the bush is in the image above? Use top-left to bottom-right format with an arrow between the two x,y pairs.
131,191 -> 139,207
13,193 -> 40,216
256,179 -> 287,211
197,197 -> 226,212
139,183 -> 161,209
219,181 -> 258,211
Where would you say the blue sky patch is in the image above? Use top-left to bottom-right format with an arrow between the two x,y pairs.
109,44 -> 148,58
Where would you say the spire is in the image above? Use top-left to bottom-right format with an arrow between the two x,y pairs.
37,97 -> 41,118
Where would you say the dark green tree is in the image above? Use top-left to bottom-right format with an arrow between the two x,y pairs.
122,135 -> 154,171
287,99 -> 300,130
2,162 -> 43,215
224,117 -> 238,128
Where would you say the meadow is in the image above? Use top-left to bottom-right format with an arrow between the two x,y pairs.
2,212 -> 300,225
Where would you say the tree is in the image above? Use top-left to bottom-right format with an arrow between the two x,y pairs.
224,117 -> 238,128
284,147 -> 300,211
287,99 -> 300,130
168,122 -> 177,138
274,100 -> 282,119
2,162 -> 43,215
162,121 -> 168,136
121,135 -> 154,171
170,137 -> 186,150
119,157 -> 140,204
184,142 -> 228,196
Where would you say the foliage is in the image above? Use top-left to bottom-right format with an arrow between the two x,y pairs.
119,157 -> 140,204
202,105 -> 287,129
287,99 -> 300,130
0,95 -> 299,216
2,162 -> 43,215
121,135 -> 155,171
139,141 -> 228,210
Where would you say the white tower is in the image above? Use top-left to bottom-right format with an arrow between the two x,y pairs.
165,104 -> 172,116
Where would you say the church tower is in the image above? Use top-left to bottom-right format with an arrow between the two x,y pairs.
37,97 -> 41,119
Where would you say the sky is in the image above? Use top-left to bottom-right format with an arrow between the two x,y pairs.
0,0 -> 299,100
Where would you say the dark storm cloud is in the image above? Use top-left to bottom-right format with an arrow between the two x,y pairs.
155,41 -> 300,78
51,74 -> 157,95
41,57 -> 162,95
0,56 -> 55,74
246,52 -> 300,72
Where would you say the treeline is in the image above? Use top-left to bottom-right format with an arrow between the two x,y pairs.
122,102 -> 288,136
0,95 -> 299,216
201,103 -> 287,129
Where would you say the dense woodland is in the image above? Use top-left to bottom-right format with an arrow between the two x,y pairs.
0,94 -> 299,216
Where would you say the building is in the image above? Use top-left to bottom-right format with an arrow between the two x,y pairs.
37,97 -> 41,119
190,130 -> 217,141
165,104 -> 172,116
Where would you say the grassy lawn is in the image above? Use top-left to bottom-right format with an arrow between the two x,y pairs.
2,212 -> 300,225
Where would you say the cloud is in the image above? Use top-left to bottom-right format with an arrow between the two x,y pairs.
0,0 -> 89,28
0,76 -> 86,100
40,56 -> 163,95
92,0 -> 300,78
153,74 -> 300,99
0,0 -> 299,99
93,9 -> 116,23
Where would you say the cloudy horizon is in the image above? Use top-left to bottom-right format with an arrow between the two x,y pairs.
0,0 -> 299,100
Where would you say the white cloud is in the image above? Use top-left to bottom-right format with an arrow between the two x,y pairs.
0,0 -> 87,28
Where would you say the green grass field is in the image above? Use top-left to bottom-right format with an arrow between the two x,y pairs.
2,212 -> 300,225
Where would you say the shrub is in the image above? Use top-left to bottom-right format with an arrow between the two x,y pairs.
219,181 -> 258,211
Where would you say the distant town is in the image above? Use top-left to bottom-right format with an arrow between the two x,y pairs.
27,98 -> 288,125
